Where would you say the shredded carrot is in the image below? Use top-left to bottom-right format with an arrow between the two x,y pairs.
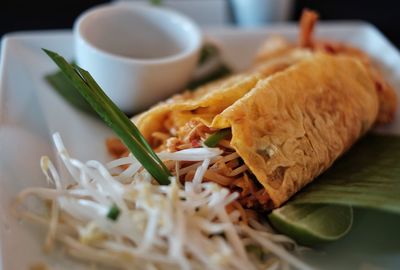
106,138 -> 127,158
229,165 -> 249,177
185,170 -> 195,182
204,170 -> 233,186
231,201 -> 248,224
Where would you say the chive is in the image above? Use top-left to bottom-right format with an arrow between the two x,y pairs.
43,49 -> 171,185
107,204 -> 120,221
45,67 -> 97,116
204,128 -> 231,147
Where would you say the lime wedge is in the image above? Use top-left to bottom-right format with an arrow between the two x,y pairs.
268,203 -> 353,246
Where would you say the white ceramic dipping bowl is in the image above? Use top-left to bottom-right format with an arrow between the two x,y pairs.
74,3 -> 202,113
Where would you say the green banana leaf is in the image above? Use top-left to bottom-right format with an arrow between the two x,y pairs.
290,134 -> 400,214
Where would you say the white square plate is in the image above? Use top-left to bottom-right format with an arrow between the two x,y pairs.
1,23 -> 400,270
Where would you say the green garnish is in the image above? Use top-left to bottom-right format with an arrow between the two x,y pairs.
43,49 -> 171,185
268,134 -> 400,245
269,204 -> 353,246
291,134 -> 400,214
204,128 -> 231,147
107,204 -> 120,221
45,67 -> 96,116
187,43 -> 233,89
199,43 -> 219,66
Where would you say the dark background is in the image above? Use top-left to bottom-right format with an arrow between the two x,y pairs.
1,0 -> 400,48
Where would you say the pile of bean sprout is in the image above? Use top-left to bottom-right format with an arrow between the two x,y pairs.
14,133 -> 313,270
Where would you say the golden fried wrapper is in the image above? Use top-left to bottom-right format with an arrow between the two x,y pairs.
133,53 -> 381,208
135,50 -> 311,143
211,54 -> 378,207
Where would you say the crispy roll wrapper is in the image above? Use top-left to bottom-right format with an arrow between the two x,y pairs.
211,54 -> 378,207
134,53 -> 380,208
